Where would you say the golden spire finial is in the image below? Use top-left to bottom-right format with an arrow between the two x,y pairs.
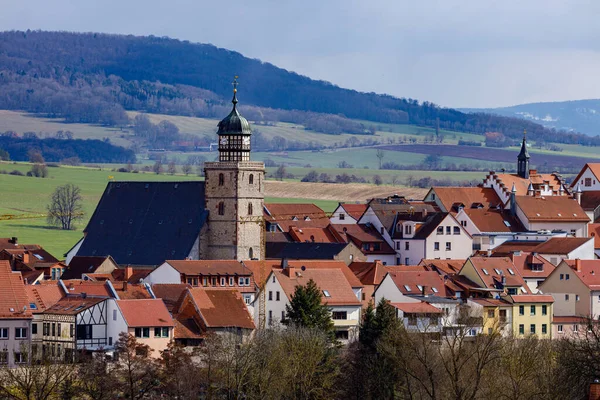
231,76 -> 239,106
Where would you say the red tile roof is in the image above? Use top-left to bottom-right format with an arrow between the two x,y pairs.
61,280 -> 112,298
516,195 -> 589,222
466,257 -> 527,290
571,163 -> 600,189
391,301 -> 443,314
187,288 -> 254,329
25,283 -> 64,312
288,226 -> 339,243
491,172 -> 564,197
531,237 -> 592,255
491,241 -> 545,256
418,259 -> 465,275
329,224 -> 395,254
151,284 -> 190,313
117,299 -> 174,327
339,203 -> 368,220
469,298 -> 512,307
552,315 -> 591,324
274,268 -> 361,306
44,297 -> 105,315
461,208 -> 524,232
112,283 -> 152,300
387,271 -> 448,296
165,260 -> 252,276
0,261 -> 32,319
264,203 -> 329,231
563,260 -> 600,289
510,253 -> 556,278
580,191 -> 600,211
348,261 -> 409,286
510,295 -> 554,303
432,187 -> 502,211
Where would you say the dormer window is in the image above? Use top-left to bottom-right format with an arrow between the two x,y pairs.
405,225 -> 412,235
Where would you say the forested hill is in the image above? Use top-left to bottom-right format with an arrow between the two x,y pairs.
0,30 -> 597,145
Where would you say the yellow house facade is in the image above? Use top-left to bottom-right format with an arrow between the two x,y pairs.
468,298 -> 513,336
508,294 -> 554,339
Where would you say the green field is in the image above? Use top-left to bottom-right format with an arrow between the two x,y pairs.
0,163 -> 338,258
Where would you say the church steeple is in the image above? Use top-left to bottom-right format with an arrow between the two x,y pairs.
517,129 -> 530,179
217,76 -> 252,162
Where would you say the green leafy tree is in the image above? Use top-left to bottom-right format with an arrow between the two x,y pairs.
284,279 -> 335,341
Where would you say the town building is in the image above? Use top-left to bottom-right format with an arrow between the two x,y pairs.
329,203 -> 367,224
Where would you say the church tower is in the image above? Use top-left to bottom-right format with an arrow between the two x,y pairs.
517,130 -> 530,179
204,78 -> 265,260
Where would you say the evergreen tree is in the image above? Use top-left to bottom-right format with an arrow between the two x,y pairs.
359,298 -> 400,347
284,279 -> 335,341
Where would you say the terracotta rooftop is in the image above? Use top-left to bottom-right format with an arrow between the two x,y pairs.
25,283 -> 64,312
0,238 -> 40,251
117,299 -> 174,327
274,268 -> 361,306
288,226 -> 339,244
44,297 -> 105,315
431,187 -> 502,211
187,288 -> 255,330
112,283 -> 152,300
531,237 -> 592,255
510,294 -> 554,303
571,163 -> 600,189
552,315 -> 592,324
510,253 -> 556,278
164,260 -> 252,276
469,298 -> 512,307
61,280 -> 112,298
418,259 -> 465,275
348,261 -> 417,286
386,271 -> 448,296
390,301 -> 443,314
461,208 -> 524,233
151,283 -> 190,313
491,172 -> 564,197
0,261 -> 32,319
338,203 -> 368,220
563,260 -> 600,289
516,195 -> 589,222
580,191 -> 600,212
264,203 -> 329,231
466,257 -> 527,291
491,241 -> 545,256
330,224 -> 395,255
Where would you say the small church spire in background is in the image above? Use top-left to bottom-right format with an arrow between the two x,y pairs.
517,127 -> 530,179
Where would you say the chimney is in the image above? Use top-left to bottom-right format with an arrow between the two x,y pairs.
285,266 -> 296,278
576,183 -> 583,205
22,251 -> 30,265
9,237 -> 17,245
281,259 -> 288,270
422,285 -> 428,296
125,266 -> 133,280
510,183 -> 517,216
576,259 -> 582,273
590,381 -> 600,400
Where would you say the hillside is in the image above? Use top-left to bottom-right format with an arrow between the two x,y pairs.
1,30 -> 596,147
461,99 -> 600,136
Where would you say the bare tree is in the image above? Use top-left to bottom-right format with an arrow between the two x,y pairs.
182,162 -> 192,176
113,333 -> 160,400
77,350 -> 120,400
152,160 -> 163,175
167,160 -> 177,175
376,149 -> 385,169
46,183 -> 83,230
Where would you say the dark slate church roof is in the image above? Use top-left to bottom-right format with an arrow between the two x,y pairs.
266,242 -> 350,260
77,181 -> 208,267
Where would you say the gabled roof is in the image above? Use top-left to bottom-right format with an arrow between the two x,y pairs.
369,203 -> 438,234
60,280 -> 112,298
265,242 -> 350,260
418,259 -> 465,275
77,181 -> 208,266
25,283 -> 64,312
349,260 -> 399,286
44,297 -> 105,315
465,257 -> 527,290
563,260 -> 600,290
186,288 -> 255,329
469,298 -> 512,307
151,283 -> 190,313
338,203 -> 368,220
531,237 -> 592,255
391,301 -> 443,314
274,268 -> 361,306
432,187 -> 502,211
0,238 -> 40,251
331,224 -> 395,254
491,241 -> 545,256
490,172 -> 564,197
460,208 -> 524,233
245,259 -> 363,288
516,195 -> 589,222
61,256 -> 117,280
386,271 -> 448,296
264,203 -> 329,231
0,261 -> 32,319
117,299 -> 174,327
164,260 -> 252,276
111,283 -> 153,300
571,163 -> 600,188
288,226 -> 339,243
510,253 -> 555,278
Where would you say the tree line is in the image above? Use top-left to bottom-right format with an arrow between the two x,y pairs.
1,30 -> 599,147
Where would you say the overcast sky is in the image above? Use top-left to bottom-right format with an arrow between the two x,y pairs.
2,0 -> 599,108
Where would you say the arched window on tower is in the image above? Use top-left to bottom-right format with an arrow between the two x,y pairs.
218,173 -> 224,186
249,174 -> 254,184
218,202 -> 225,215
248,203 -> 253,215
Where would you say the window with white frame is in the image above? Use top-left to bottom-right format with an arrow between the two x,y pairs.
15,328 -> 27,339
0,328 -> 7,339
